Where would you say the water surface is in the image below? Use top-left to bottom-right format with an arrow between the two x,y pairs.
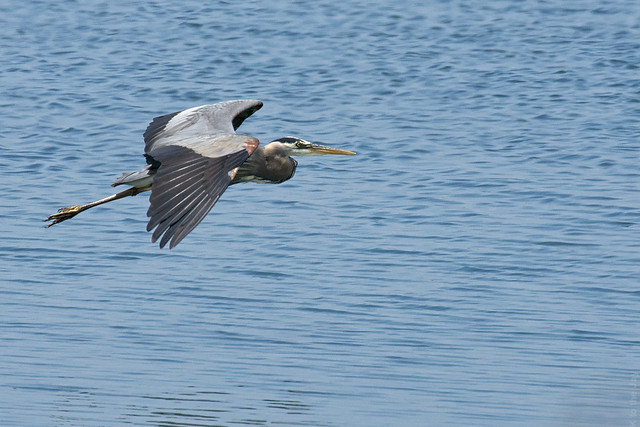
2,0 -> 639,425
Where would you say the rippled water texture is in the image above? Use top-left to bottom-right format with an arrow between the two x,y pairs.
2,0 -> 639,425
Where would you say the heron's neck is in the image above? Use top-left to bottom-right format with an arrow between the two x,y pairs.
231,146 -> 296,184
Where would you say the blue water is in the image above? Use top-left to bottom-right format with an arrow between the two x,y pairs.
2,0 -> 639,425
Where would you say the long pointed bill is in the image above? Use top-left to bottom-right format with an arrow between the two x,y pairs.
309,143 -> 356,155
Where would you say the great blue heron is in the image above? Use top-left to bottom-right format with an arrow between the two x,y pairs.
45,99 -> 355,248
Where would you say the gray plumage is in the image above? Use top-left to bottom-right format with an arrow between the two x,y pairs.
45,99 -> 355,249
141,100 -> 262,248
233,143 -> 298,184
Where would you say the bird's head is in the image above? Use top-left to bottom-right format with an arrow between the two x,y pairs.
266,136 -> 356,157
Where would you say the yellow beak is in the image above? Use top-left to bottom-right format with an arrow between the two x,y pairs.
310,144 -> 356,155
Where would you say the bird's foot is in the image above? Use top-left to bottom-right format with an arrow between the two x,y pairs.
44,205 -> 83,227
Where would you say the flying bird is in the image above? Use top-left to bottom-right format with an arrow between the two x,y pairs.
45,99 -> 355,248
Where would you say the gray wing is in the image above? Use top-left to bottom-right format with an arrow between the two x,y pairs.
143,99 -> 263,153
146,134 -> 259,249
143,100 -> 263,249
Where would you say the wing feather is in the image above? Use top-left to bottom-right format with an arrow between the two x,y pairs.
141,100 -> 262,248
152,186 -> 208,244
146,157 -> 227,223
146,135 -> 259,248
163,189 -> 219,248
144,99 -> 263,153
146,177 -> 207,230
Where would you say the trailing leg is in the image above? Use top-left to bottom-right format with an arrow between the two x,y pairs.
44,186 -> 151,227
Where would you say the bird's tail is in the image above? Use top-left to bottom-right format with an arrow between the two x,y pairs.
111,164 -> 155,187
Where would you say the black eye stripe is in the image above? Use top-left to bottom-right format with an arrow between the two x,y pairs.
277,137 -> 301,144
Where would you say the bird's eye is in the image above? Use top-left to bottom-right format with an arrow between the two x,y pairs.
296,142 -> 305,148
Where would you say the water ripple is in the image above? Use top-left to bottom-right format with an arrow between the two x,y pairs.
2,0 -> 639,425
